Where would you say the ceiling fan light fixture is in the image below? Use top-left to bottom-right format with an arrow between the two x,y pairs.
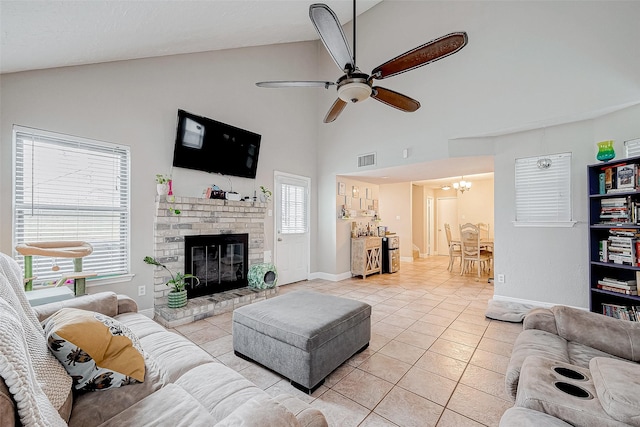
338,82 -> 372,103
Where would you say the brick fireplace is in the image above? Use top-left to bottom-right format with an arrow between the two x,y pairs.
153,196 -> 276,327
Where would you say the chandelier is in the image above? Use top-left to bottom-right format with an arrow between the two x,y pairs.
453,177 -> 472,193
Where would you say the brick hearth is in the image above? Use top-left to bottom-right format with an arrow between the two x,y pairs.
153,195 -> 276,327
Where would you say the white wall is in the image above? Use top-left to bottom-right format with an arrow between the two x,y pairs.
492,105 -> 640,308
379,183 -> 413,259
0,42 -> 320,310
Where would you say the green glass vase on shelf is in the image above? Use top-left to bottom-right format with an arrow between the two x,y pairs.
596,140 -> 615,162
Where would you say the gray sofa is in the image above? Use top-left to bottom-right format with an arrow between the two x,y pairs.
502,305 -> 640,426
0,252 -> 327,427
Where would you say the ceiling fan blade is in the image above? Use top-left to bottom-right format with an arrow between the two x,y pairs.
256,81 -> 335,88
309,4 -> 354,73
324,98 -> 347,123
371,32 -> 468,80
371,87 -> 420,112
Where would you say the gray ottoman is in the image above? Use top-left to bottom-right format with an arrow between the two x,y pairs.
232,290 -> 371,392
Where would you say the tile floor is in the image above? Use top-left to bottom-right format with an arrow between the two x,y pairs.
170,256 -> 521,426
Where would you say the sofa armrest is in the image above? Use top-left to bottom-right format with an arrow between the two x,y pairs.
523,307 -> 559,335
117,294 -> 138,314
552,305 -> 640,361
33,291 -> 119,322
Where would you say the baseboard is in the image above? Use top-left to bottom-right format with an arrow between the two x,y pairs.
400,257 -> 414,262
308,271 -> 352,282
491,295 -> 587,311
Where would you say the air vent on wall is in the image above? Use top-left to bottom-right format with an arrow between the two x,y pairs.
357,152 -> 376,168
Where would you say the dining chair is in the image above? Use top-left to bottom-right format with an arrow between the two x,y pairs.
444,223 -> 462,272
477,223 -> 490,241
459,223 -> 492,277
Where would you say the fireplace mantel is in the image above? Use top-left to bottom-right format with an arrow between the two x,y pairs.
153,196 -> 271,326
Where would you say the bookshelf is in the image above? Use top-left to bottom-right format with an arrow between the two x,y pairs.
588,155 -> 640,321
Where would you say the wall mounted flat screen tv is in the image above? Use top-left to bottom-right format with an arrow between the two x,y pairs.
173,109 -> 261,179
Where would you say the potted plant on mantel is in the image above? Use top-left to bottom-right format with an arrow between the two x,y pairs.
156,174 -> 170,196
143,256 -> 199,309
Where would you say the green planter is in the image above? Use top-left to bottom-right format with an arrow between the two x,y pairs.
167,290 -> 187,308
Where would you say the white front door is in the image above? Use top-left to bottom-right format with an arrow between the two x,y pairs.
274,172 -> 310,285
437,197 -> 458,255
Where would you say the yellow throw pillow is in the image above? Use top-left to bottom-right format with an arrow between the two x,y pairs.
43,308 -> 145,391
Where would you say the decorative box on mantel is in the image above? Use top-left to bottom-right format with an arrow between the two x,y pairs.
153,195 -> 269,326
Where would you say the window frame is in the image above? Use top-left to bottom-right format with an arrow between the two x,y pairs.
12,125 -> 132,286
513,152 -> 576,228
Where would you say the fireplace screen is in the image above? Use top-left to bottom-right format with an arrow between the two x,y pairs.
184,234 -> 248,298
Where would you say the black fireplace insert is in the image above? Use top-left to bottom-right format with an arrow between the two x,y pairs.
184,234 -> 248,298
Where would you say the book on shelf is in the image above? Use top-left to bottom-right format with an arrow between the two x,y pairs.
600,277 -> 637,288
617,165 -> 637,190
599,172 -> 606,194
602,303 -> 640,322
597,284 -> 638,295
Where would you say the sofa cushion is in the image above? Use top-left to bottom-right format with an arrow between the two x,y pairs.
567,341 -> 622,369
174,362 -> 266,423
95,383 -> 216,427
69,352 -> 167,427
590,357 -> 640,426
139,330 -> 213,382
43,308 -> 145,391
553,305 -> 640,361
500,407 -> 573,426
214,396 -> 300,427
505,329 -> 570,401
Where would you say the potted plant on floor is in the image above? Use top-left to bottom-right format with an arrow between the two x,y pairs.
143,256 -> 199,308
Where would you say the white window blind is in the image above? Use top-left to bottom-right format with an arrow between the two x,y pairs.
515,152 -> 573,226
13,126 -> 130,284
280,183 -> 308,234
625,138 -> 640,158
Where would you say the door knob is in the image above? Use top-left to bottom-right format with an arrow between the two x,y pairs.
278,238 -> 283,241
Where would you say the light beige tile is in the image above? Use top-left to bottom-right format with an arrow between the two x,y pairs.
459,364 -> 511,401
436,409 -> 485,427
448,319 -> 489,336
332,368 -> 394,410
482,326 -> 520,344
421,313 -> 455,327
429,338 -> 476,363
415,351 -> 467,382
310,389 -> 370,427
181,324 -> 228,345
439,328 -> 482,347
265,379 -> 327,404
359,412 -> 400,427
174,319 -> 211,335
358,353 -> 412,383
217,351 -> 254,371
447,384 -> 512,426
379,314 -> 417,329
398,366 -> 457,406
324,362 -> 356,387
407,320 -> 447,337
199,334 -> 233,357
374,386 -> 444,427
469,348 -> 510,374
477,337 -> 513,358
237,363 -> 282,390
395,330 -> 437,350
372,322 -> 405,340
379,340 -> 426,365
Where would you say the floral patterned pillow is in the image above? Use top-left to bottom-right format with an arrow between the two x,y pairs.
43,308 -> 145,391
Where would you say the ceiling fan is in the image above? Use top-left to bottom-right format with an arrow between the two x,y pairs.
256,1 -> 468,123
